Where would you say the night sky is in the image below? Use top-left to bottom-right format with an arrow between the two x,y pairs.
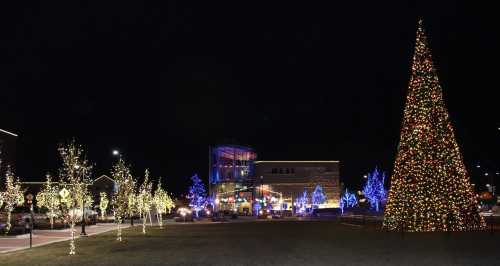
1,1 -> 499,195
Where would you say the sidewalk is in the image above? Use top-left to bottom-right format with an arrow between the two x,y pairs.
0,223 -> 128,254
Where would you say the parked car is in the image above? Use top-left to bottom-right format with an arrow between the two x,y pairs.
174,207 -> 194,222
211,211 -> 227,222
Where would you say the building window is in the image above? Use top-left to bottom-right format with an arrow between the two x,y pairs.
285,168 -> 290,174
279,168 -> 283,174
271,168 -> 277,174
291,168 -> 295,174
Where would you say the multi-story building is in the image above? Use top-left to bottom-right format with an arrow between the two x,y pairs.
208,145 -> 257,214
209,145 -> 341,215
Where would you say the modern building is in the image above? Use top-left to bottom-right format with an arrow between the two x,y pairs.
208,145 -> 257,215
209,145 -> 341,215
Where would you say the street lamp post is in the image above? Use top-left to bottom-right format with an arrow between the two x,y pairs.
80,190 -> 87,236
26,194 -> 34,248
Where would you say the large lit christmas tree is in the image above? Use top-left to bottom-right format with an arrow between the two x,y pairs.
383,20 -> 485,232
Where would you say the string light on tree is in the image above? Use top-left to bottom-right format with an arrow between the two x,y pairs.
1,166 -> 25,234
340,189 -> 358,214
311,184 -> 327,209
138,169 -> 153,234
57,140 -> 93,254
111,157 -> 134,241
99,192 -> 109,220
383,20 -> 485,232
153,179 -> 169,228
362,168 -> 387,212
294,190 -> 309,215
36,173 -> 60,229
187,174 -> 206,218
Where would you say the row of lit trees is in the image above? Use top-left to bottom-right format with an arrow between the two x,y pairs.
0,140 -> 175,255
339,168 -> 388,214
110,157 -> 175,242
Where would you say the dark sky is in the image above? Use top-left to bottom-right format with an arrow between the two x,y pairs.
1,1 -> 499,195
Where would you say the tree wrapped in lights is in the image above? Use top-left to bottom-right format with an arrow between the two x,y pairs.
340,189 -> 358,214
187,174 -> 206,218
1,166 -> 25,234
99,192 -> 109,220
311,184 -> 327,209
127,189 -> 137,226
36,174 -> 60,229
153,180 -> 169,228
166,193 -> 175,214
111,158 -> 134,241
137,169 -> 153,234
362,168 -> 387,212
57,140 -> 92,254
294,190 -> 309,215
383,20 -> 485,232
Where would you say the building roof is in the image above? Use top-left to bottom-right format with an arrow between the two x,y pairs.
254,161 -> 339,164
0,128 -> 18,137
94,175 -> 115,183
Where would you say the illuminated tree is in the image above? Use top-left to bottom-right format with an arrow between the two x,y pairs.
187,174 -> 206,218
99,192 -> 109,220
340,189 -> 358,214
153,179 -> 169,228
36,173 -> 60,229
294,190 -> 309,215
58,140 -> 92,255
137,169 -> 153,234
362,168 -> 387,212
1,166 -> 25,234
383,20 -> 485,232
127,188 -> 137,226
111,158 -> 134,241
311,184 -> 327,209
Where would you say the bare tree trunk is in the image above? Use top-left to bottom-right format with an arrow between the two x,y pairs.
6,211 -> 12,233
50,211 -> 54,230
116,219 -> 122,241
69,221 -> 76,255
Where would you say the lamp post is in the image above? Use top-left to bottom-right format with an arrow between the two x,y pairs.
26,194 -> 34,248
74,164 -> 88,237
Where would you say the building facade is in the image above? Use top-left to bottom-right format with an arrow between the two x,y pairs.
253,161 -> 340,211
90,175 -> 116,205
209,145 -> 257,214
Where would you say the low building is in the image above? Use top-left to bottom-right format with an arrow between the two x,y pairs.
90,175 -> 116,204
253,161 -> 341,211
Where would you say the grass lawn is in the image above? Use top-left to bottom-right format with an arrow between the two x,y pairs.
1,220 -> 499,265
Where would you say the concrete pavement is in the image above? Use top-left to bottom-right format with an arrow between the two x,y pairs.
0,223 -> 129,253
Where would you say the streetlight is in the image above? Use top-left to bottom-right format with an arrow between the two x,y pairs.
26,194 -> 34,248
112,150 -> 120,156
